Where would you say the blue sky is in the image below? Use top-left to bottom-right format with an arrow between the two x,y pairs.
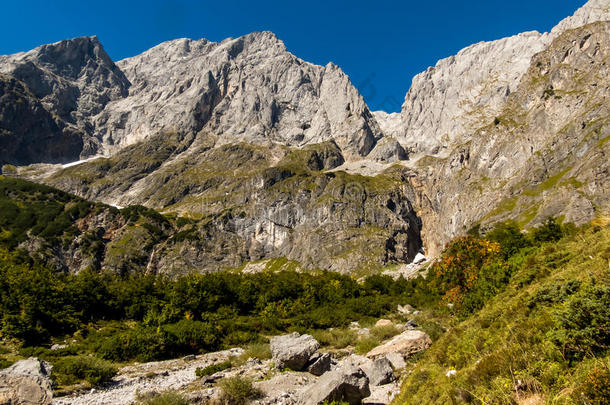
0,0 -> 585,112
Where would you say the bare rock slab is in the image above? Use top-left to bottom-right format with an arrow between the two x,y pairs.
366,330 -> 431,359
0,358 -> 53,405
307,353 -> 331,376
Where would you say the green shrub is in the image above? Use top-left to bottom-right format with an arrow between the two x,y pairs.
579,365 -> 610,405
218,376 -> 263,404
195,360 -> 232,377
94,320 -> 222,362
0,358 -> 14,369
313,328 -> 357,349
137,391 -> 188,405
486,220 -> 530,258
355,337 -> 380,355
551,284 -> 610,359
530,217 -> 563,243
52,356 -> 117,386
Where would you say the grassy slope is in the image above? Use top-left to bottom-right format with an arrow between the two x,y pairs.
395,222 -> 610,404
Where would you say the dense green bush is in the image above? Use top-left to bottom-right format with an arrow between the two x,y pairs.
530,217 -> 563,243
52,355 -> 117,386
485,220 -> 531,258
551,284 -> 610,360
195,360 -> 232,377
218,376 -> 263,404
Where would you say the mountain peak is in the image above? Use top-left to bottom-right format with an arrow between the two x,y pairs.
551,0 -> 610,37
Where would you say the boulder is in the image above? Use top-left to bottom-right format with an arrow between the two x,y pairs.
383,352 -> 406,370
413,253 -> 427,264
270,332 -> 320,371
360,357 -> 395,386
0,358 -> 53,405
307,353 -> 331,376
366,330 -> 432,359
339,355 -> 394,386
374,319 -> 393,328
298,364 -> 370,405
397,304 -> 414,315
362,382 -> 401,405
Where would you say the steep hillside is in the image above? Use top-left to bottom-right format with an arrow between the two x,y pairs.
0,149 -> 423,275
393,220 -> 610,404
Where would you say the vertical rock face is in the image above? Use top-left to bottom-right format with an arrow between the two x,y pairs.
399,0 -> 610,157
410,21 -> 610,255
400,31 -> 546,156
0,74 -> 83,165
0,36 -> 130,157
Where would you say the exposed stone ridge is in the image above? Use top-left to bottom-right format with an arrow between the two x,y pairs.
551,0 -> 610,38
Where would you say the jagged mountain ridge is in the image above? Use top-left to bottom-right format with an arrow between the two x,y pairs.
0,32 -> 384,165
396,0 -> 610,157
0,0 -> 609,275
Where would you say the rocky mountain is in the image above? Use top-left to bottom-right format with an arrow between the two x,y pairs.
409,20 -> 610,254
0,32 -> 384,165
0,36 -> 130,159
0,0 -> 608,274
398,0 -> 610,157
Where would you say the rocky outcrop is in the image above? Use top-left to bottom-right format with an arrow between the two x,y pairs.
0,357 -> 53,405
367,137 -> 408,162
